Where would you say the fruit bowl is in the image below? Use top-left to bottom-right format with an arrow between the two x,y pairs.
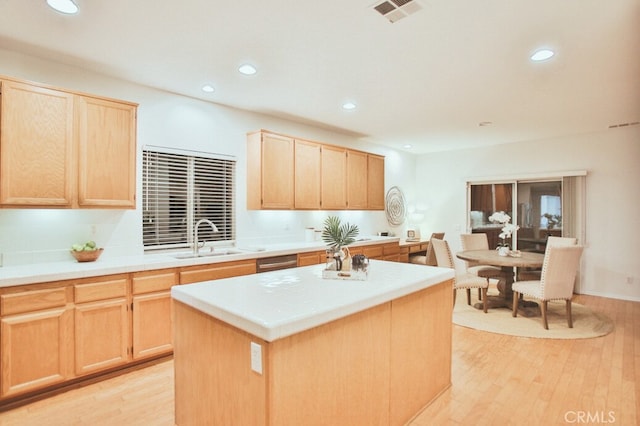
71,248 -> 104,263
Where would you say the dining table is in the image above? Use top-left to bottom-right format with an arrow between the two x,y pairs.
456,249 -> 545,316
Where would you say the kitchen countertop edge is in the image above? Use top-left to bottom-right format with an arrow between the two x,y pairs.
0,236 -> 402,288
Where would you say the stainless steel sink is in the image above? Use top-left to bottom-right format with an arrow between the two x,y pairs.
173,249 -> 243,259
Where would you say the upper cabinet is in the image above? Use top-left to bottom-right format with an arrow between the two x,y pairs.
247,130 -> 385,210
347,150 -> 368,210
0,80 -> 75,207
77,96 -> 137,208
247,131 -> 295,209
0,77 -> 137,209
320,145 -> 348,210
294,139 -> 321,209
367,154 -> 385,210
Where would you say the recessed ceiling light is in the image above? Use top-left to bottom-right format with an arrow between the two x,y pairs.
479,121 -> 493,127
238,64 -> 257,75
403,144 -> 412,149
201,84 -> 215,93
342,102 -> 357,110
531,49 -> 555,62
46,0 -> 78,14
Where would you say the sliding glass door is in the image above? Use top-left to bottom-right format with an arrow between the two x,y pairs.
467,174 -> 586,252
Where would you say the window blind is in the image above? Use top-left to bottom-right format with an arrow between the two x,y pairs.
142,147 -> 236,250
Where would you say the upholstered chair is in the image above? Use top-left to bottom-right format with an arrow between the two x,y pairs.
431,238 -> 494,313
409,232 -> 445,266
512,245 -> 584,329
517,236 -> 577,281
460,233 -> 502,299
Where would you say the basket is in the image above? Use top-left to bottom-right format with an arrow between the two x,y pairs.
71,248 -> 104,262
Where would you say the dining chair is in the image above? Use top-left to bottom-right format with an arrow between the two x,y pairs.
431,238 -> 493,313
409,232 -> 444,266
517,236 -> 577,281
511,245 -> 584,329
460,233 -> 502,299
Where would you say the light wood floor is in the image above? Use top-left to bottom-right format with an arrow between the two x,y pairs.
1,294 -> 638,425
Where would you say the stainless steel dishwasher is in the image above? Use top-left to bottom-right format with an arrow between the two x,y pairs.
255,254 -> 298,273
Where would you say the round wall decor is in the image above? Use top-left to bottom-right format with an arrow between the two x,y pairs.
385,186 -> 406,226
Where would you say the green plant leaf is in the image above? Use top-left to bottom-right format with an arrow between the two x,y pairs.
321,216 -> 359,250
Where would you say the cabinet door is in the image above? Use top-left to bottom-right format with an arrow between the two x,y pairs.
132,291 -> 173,359
75,298 -> 130,375
294,139 -> 321,209
298,251 -> 325,267
77,96 -> 137,208
259,133 -> 294,209
0,80 -> 75,207
367,155 -> 385,210
321,145 -> 347,209
347,150 -> 368,210
1,308 -> 73,397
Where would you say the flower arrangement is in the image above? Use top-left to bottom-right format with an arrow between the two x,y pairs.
488,211 -> 520,248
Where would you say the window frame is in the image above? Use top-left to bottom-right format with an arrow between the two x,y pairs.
142,145 -> 236,252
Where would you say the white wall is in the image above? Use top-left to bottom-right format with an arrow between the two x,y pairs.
414,127 -> 640,301
0,49 -> 416,265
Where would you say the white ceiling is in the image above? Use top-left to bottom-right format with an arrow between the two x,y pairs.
1,0 -> 639,153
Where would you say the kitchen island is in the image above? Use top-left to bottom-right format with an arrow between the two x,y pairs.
171,260 -> 454,425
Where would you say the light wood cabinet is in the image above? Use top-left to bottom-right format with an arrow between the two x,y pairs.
367,154 -> 385,210
74,276 -> 130,376
347,150 -> 368,209
382,242 -> 401,262
247,130 -> 384,210
247,131 -> 294,209
131,269 -> 177,360
0,76 -> 137,209
77,96 -> 137,208
0,287 -> 73,398
297,250 -> 326,266
179,259 -> 257,284
0,79 -> 75,207
294,139 -> 321,209
321,145 -> 348,209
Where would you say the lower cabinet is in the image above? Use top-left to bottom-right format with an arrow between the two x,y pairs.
131,269 -> 177,360
0,244 -> 401,404
74,276 -> 130,376
75,299 -> 129,376
297,250 -> 326,266
0,292 -> 73,397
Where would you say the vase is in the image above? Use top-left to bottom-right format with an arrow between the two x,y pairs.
498,246 -> 510,256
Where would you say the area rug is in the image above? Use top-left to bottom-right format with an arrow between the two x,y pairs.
452,291 -> 614,339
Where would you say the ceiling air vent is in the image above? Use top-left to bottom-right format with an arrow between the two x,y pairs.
373,0 -> 423,23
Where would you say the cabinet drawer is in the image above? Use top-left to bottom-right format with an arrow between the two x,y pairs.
132,269 -> 178,295
75,278 -> 127,303
298,251 -> 325,267
180,260 -> 256,285
1,287 -> 67,316
362,245 -> 384,258
383,243 -> 400,255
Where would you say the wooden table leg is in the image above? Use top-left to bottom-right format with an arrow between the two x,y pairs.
472,266 -> 540,316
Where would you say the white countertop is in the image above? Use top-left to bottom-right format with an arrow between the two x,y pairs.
0,237 -> 399,288
171,260 -> 454,342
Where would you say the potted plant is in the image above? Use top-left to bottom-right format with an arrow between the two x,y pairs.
488,211 -> 519,256
321,216 -> 359,271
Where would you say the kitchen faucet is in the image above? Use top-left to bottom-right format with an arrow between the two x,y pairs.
193,218 -> 219,256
